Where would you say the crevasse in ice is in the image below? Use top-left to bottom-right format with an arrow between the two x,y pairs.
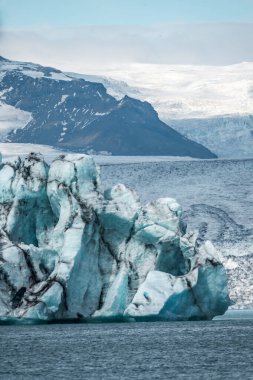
0,153 -> 230,320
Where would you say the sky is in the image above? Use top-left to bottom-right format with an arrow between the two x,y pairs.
0,0 -> 253,72
1,0 -> 253,26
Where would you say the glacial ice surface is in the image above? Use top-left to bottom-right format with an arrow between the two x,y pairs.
0,153 -> 230,321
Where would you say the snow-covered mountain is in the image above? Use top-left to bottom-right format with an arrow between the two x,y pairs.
0,57 -> 215,158
78,62 -> 253,158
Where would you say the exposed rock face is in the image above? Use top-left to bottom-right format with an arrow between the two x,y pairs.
0,153 -> 230,321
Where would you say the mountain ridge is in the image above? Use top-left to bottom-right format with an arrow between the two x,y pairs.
0,57 -> 216,158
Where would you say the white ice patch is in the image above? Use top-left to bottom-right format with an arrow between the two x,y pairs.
0,87 -> 13,98
0,143 -> 61,162
22,70 -> 44,79
0,102 -> 32,136
96,91 -> 103,99
95,111 -> 110,116
57,95 -> 69,106
0,63 -> 22,71
0,72 -> 6,82
61,95 -> 68,103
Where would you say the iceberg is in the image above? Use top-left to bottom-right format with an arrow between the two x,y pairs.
0,153 -> 230,321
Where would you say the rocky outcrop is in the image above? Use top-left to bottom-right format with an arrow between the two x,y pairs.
0,153 -> 230,321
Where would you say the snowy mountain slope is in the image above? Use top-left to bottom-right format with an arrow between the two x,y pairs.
79,62 -> 253,158
0,57 -> 215,158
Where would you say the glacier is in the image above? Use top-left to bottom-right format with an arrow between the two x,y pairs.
78,62 -> 253,159
0,153 -> 230,321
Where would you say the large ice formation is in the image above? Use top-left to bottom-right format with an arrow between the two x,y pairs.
0,153 -> 230,321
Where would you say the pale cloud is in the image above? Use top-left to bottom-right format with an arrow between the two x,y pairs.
1,23 -> 253,73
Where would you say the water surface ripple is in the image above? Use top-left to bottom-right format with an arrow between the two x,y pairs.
0,320 -> 252,379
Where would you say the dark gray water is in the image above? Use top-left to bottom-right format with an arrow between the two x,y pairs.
0,321 -> 253,379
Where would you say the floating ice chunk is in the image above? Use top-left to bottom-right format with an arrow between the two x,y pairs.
0,152 -> 230,321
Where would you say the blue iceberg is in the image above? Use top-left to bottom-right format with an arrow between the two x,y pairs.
0,153 -> 230,321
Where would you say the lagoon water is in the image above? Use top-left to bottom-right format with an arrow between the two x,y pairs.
0,320 -> 253,379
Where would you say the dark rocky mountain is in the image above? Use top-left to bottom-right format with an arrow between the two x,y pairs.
0,57 -> 216,157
